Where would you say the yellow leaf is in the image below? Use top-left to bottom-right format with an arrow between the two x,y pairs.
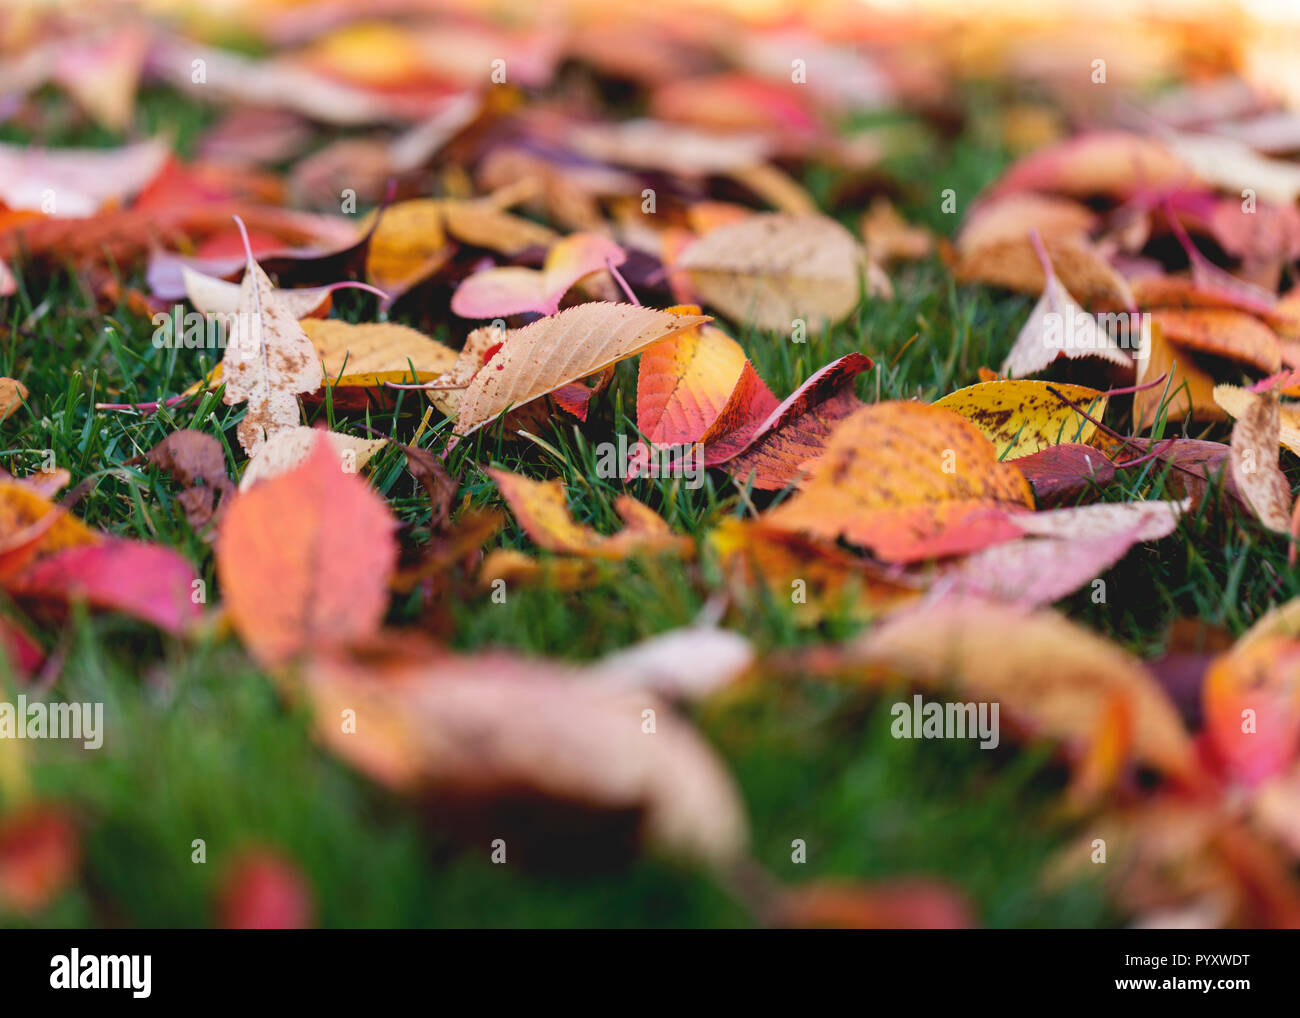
302,319 -> 458,387
933,380 -> 1107,459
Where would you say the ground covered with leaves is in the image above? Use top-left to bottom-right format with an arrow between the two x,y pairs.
3,2 -> 1300,929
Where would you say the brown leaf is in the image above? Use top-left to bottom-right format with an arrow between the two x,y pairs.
140,429 -> 233,531
1222,387 -> 1292,533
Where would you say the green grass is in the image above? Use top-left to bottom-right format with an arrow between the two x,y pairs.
0,86 -> 1287,928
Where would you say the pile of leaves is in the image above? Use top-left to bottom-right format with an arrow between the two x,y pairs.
4,0 -> 1300,928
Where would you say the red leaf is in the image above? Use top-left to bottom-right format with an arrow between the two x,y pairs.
7,538 -> 201,635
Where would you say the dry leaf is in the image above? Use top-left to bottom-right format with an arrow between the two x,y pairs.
676,213 -> 864,329
454,303 -> 709,436
933,380 -> 1107,459
1222,387 -> 1292,533
488,467 -> 691,560
219,224 -> 324,456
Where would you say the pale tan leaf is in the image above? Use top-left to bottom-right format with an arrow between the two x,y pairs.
1219,386 -> 1293,533
677,213 -> 864,329
220,257 -> 324,456
238,426 -> 386,491
454,303 -> 709,436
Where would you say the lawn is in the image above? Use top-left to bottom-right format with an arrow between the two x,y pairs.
1,11 -> 1296,930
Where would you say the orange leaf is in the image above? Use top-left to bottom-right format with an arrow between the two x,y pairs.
487,467 -> 691,561
765,402 -> 1034,563
1204,637 -> 1300,785
216,433 -> 397,666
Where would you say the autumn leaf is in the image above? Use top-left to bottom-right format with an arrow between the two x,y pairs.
676,212 -> 865,329
988,131 -> 1189,200
7,539 -> 202,635
1135,319 -> 1222,429
216,433 -> 397,666
707,517 -> 919,622
1013,443 -> 1117,505
764,402 -> 1034,563
932,380 -> 1107,460
1000,234 -> 1132,378
927,500 -> 1186,607
451,232 -> 626,318
216,850 -> 316,930
957,193 -> 1097,254
846,598 -> 1202,787
635,315 -> 751,447
952,233 -> 1134,309
1221,387 -> 1293,533
1150,309 -> 1281,374
719,352 -> 871,490
219,218 -> 324,456
0,482 -> 98,581
304,635 -> 749,868
0,379 -> 28,423
1203,637 -> 1300,786
238,426 -> 386,491
487,466 -> 691,560
0,804 -> 78,916
1215,382 -> 1300,456
302,318 -> 457,388
136,429 -> 233,532
453,302 -> 710,436
181,265 -> 376,319
0,138 -> 167,216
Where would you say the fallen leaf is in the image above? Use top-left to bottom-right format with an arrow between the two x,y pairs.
0,805 -> 78,916
305,637 -> 748,868
1135,320 -> 1222,429
1150,309 -> 1281,374
303,318 -> 458,388
1203,637 -> 1300,786
847,598 -> 1201,785
0,379 -> 28,422
219,221 -> 324,456
0,138 -> 167,216
764,402 -> 1034,563
1215,382 -> 1300,457
933,380 -> 1107,459
7,538 -> 200,635
1013,443 -> 1117,505
719,352 -> 871,490
1222,387 -> 1292,533
1000,243 -> 1133,377
454,303 -> 709,436
217,850 -> 315,929
989,131 -> 1189,200
952,233 -> 1134,309
139,430 -> 233,531
676,212 -> 864,329
238,426 -> 386,491
451,232 -> 626,318
488,467 -> 691,560
636,317 -> 750,448
216,433 -> 397,666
